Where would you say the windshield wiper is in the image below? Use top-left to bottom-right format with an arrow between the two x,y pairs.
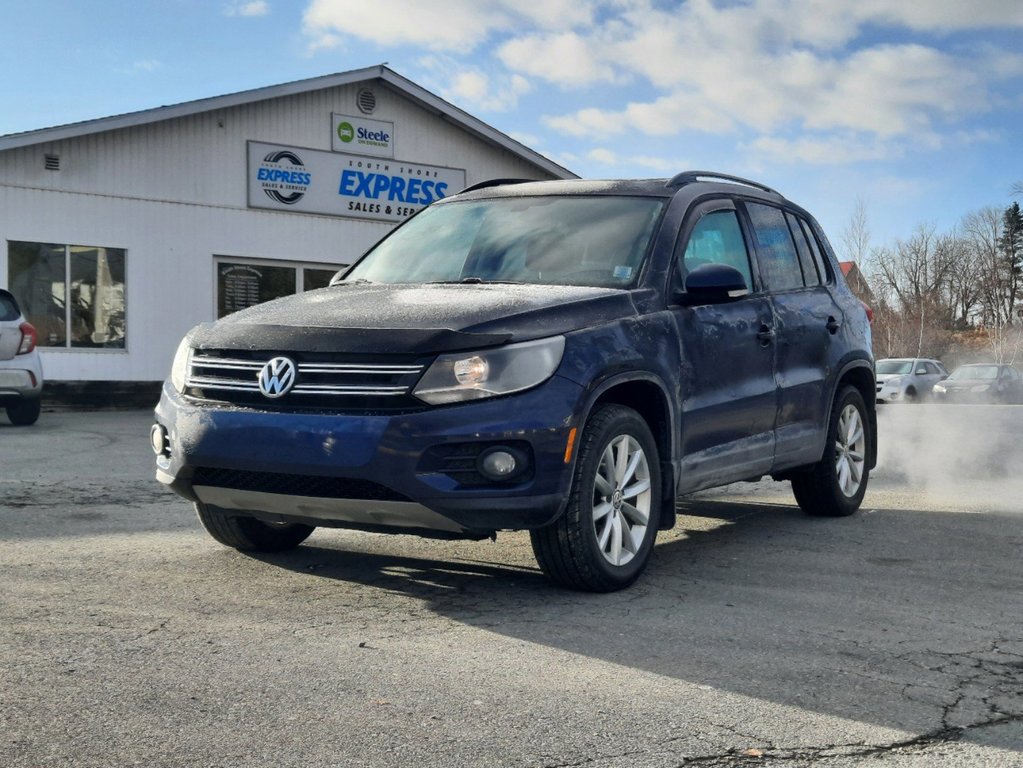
426,277 -> 526,285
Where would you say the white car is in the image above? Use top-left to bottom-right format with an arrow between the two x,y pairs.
875,358 -> 947,404
0,289 -> 43,425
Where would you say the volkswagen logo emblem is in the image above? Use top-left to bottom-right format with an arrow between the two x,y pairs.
258,357 -> 297,398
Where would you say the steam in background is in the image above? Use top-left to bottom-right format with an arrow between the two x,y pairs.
874,405 -> 1023,513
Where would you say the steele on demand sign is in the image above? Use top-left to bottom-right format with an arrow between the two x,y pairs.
331,114 -> 394,158
247,141 -> 466,223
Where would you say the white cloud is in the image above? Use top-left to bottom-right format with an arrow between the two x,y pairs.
299,0 -> 1023,167
117,59 -> 161,75
745,135 -> 893,166
498,32 -> 619,87
631,155 -> 689,173
535,2 -> 1020,153
225,1 -> 269,17
588,148 -> 618,165
446,69 -> 532,112
304,0 -> 507,51
301,0 -> 604,53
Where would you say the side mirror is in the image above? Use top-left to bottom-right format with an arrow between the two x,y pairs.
677,263 -> 750,306
916,368 -> 927,375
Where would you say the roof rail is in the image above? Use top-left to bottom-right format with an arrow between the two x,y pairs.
666,171 -> 779,195
459,178 -> 533,194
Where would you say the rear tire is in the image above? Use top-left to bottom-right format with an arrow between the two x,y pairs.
530,405 -> 661,592
195,502 -> 314,552
791,386 -> 870,517
6,398 -> 41,426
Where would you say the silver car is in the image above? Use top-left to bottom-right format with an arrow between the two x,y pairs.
875,357 -> 948,403
0,289 -> 44,425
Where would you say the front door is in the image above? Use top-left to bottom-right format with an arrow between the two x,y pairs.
670,203 -> 777,492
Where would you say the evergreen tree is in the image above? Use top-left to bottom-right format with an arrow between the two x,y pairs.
998,202 -> 1023,323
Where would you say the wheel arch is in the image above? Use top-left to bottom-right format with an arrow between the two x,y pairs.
580,373 -> 678,530
831,360 -> 877,469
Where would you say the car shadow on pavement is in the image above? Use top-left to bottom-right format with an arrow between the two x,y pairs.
247,496 -> 1023,745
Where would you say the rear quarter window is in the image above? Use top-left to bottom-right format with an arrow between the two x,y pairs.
0,292 -> 21,322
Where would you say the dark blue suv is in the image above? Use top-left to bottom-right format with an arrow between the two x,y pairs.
153,172 -> 876,592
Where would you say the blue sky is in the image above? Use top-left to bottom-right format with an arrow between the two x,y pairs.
2,0 -> 1022,255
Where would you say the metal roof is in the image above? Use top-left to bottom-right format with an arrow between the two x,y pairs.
0,64 -> 576,180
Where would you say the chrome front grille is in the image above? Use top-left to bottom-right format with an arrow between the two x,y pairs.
185,350 -> 430,411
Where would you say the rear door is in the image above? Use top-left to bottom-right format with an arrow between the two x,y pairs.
742,202 -> 840,471
670,201 -> 777,491
0,291 -> 24,361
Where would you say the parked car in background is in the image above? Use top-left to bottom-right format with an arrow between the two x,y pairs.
932,364 -> 1023,404
875,358 -> 948,403
0,289 -> 43,425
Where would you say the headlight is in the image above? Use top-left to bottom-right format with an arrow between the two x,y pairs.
413,336 -> 566,405
885,376 -> 904,387
170,335 -> 193,394
933,384 -> 946,394
971,384 -> 991,393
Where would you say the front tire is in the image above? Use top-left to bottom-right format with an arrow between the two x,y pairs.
791,386 -> 870,517
530,405 -> 661,592
195,502 -> 315,552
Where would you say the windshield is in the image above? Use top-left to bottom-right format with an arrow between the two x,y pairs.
877,360 -> 913,375
343,196 -> 665,288
948,365 -> 999,381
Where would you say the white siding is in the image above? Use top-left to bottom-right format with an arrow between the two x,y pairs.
0,80 -> 562,382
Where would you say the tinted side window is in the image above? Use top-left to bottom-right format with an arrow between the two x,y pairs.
681,210 -> 753,291
746,203 -> 803,291
785,212 -> 820,287
923,362 -> 938,375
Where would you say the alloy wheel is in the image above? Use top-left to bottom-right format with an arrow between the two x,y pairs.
591,434 -> 652,566
834,404 -> 866,497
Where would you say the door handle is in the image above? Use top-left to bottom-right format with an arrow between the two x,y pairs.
757,324 -> 775,345
826,316 -> 841,334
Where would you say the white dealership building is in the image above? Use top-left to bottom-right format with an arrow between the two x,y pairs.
0,65 -> 573,398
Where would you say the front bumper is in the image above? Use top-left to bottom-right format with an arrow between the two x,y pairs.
875,381 -> 907,403
154,375 -> 586,536
932,388 -> 998,404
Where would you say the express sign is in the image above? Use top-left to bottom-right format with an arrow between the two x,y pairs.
247,141 -> 466,223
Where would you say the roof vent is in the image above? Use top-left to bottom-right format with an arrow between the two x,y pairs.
44,154 -> 60,171
356,88 -> 376,115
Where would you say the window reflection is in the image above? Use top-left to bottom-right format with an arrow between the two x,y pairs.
70,247 -> 126,348
8,241 -> 126,349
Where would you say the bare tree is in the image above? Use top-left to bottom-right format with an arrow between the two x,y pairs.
987,321 -> 1023,364
961,207 -> 1005,325
940,229 -> 982,329
841,197 -> 871,268
871,223 -> 952,310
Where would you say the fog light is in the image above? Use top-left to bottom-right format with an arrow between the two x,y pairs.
479,449 -> 518,480
150,424 -> 168,455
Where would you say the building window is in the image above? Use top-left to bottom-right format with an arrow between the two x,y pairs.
7,241 -> 127,348
215,257 -> 346,318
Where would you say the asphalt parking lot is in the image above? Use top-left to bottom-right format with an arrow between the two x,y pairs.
2,407 -> 1022,767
